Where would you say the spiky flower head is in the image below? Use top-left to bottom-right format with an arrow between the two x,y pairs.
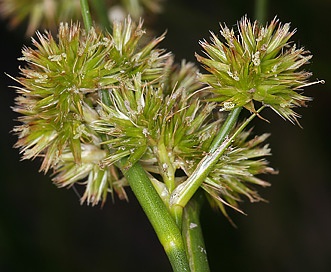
12,18 -> 170,205
196,16 -> 319,123
92,61 -> 217,192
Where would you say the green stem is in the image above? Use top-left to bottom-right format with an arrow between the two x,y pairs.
119,160 -> 190,272
80,0 -> 93,30
182,191 -> 210,272
157,142 -> 176,192
178,108 -> 242,272
172,204 -> 184,229
171,108 -> 240,231
90,0 -> 112,32
255,0 -> 268,23
177,108 -> 245,271
170,106 -> 264,208
209,107 -> 242,153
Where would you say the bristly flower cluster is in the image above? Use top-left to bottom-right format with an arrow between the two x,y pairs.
12,18 -> 170,205
92,62 -> 218,193
12,16 -> 278,218
196,16 -> 318,124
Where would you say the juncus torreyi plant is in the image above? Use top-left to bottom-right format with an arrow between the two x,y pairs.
12,18 -> 277,213
9,3 -> 322,269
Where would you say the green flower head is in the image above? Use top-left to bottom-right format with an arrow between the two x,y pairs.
196,16 -> 322,123
12,18 -> 170,205
92,61 -> 216,192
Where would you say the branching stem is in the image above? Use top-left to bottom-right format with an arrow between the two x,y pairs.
170,106 -> 265,208
120,161 -> 190,272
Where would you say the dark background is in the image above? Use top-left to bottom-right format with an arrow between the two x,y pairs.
1,0 -> 330,271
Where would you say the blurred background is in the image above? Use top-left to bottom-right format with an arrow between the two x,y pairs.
1,0 -> 330,271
